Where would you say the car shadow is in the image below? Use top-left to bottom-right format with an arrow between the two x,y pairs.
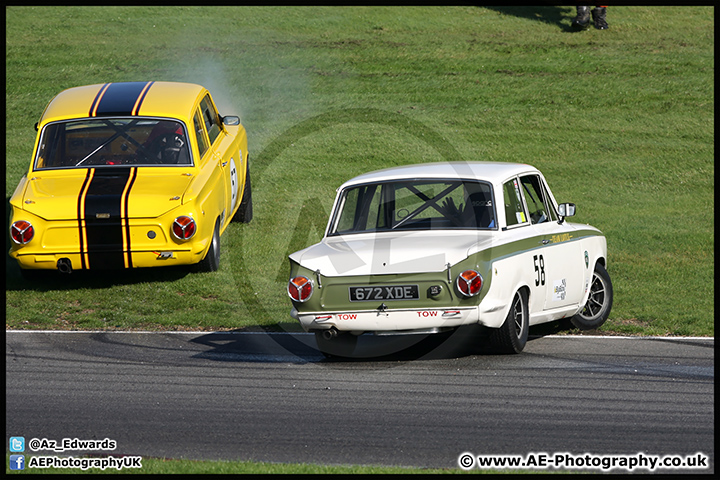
189,322 -> 575,364
5,262 -> 190,291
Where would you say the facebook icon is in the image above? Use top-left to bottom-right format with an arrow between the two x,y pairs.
9,454 -> 25,470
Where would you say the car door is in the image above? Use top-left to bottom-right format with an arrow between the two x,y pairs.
199,94 -> 239,226
518,174 -> 585,310
501,176 -> 549,318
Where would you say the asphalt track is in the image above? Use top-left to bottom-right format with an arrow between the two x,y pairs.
5,329 -> 714,473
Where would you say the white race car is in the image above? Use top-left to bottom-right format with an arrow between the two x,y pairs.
288,162 -> 612,356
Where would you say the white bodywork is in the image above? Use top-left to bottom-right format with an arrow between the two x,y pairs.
290,230 -> 492,277
289,161 -> 607,333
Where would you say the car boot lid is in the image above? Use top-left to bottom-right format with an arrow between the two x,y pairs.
17,169 -> 195,220
290,230 -> 494,277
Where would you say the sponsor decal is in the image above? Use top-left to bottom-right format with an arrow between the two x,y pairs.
550,233 -> 573,243
428,285 -> 443,297
553,278 -> 567,302
230,157 -> 239,211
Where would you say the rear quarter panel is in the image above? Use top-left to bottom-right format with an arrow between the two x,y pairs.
181,153 -> 225,252
214,123 -> 249,232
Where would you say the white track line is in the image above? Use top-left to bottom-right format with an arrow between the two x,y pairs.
4,329 -> 714,341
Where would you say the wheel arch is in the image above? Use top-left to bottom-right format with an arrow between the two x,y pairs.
191,214 -> 222,272
489,279 -> 533,329
595,255 -> 607,269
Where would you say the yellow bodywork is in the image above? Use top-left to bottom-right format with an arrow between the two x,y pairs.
9,81 -> 249,272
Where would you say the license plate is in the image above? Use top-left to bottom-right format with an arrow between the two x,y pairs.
349,285 -> 419,302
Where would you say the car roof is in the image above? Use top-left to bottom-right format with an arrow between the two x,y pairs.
38,81 -> 207,126
338,161 -> 540,189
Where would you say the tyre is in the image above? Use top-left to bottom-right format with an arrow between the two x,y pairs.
489,289 -> 529,354
571,263 -> 613,330
194,219 -> 221,272
314,331 -> 358,358
232,161 -> 253,223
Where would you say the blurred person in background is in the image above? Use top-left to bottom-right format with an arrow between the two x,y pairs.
572,5 -> 609,30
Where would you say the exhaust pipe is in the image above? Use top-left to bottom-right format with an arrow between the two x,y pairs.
57,258 -> 73,274
321,327 -> 339,341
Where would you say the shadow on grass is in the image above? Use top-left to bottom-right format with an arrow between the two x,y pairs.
482,5 -> 577,32
5,263 -> 191,292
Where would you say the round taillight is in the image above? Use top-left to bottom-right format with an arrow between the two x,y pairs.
11,220 -> 34,245
288,276 -> 313,302
457,269 -> 483,297
172,216 -> 196,240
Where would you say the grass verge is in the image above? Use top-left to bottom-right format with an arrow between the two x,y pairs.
5,6 -> 714,337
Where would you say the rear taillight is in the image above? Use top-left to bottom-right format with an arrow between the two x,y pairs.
172,216 -> 196,240
456,269 -> 483,297
11,220 -> 34,244
288,276 -> 313,302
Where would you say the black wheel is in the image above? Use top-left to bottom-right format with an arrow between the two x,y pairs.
314,331 -> 358,358
489,289 -> 529,354
232,160 -> 253,223
571,263 -> 613,330
194,219 -> 221,272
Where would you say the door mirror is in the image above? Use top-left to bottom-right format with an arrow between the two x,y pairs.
557,203 -> 576,223
222,115 -> 240,126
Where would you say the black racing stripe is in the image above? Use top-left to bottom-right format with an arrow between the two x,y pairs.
132,81 -> 154,115
77,169 -> 94,270
123,167 -> 138,268
89,83 -> 110,118
83,168 -> 133,269
94,82 -> 152,117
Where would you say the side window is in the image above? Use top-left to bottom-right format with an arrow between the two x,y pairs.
541,182 -> 558,222
335,184 -> 384,233
503,178 -> 527,227
200,95 -> 222,145
193,110 -> 210,158
519,175 -> 554,225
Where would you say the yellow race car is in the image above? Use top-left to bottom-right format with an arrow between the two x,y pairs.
9,81 -> 251,276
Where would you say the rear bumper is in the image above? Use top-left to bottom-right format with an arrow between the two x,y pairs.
292,306 -> 482,334
9,203 -> 212,271
11,248 -> 203,271
8,214 -> 212,271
